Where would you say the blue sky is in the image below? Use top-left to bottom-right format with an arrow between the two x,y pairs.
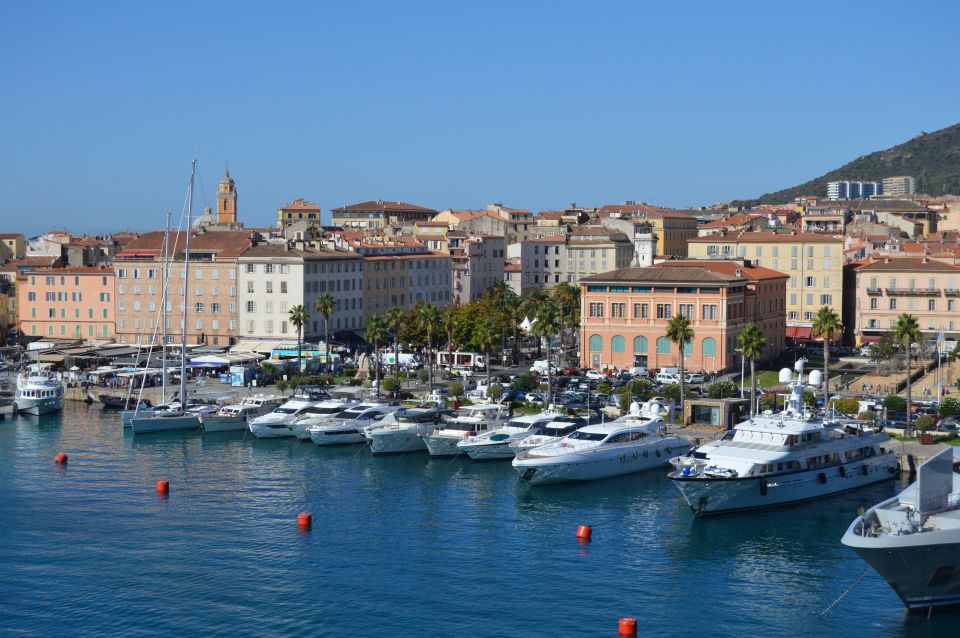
2,1 -> 958,235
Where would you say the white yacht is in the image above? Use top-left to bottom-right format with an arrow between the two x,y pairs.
289,399 -> 360,440
668,359 -> 899,516
421,403 -> 509,457
841,447 -> 960,614
367,408 -> 443,454
309,402 -> 401,446
509,415 -> 590,455
130,409 -> 202,433
456,407 -> 562,461
202,395 -> 285,432
14,371 -> 64,415
248,398 -> 317,439
513,402 -> 690,485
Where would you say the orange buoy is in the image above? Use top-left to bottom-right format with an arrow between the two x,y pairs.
298,513 -> 312,529
576,524 -> 592,540
156,480 -> 170,495
55,452 -> 68,465
618,617 -> 637,636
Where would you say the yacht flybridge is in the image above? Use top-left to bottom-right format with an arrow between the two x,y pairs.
669,358 -> 898,516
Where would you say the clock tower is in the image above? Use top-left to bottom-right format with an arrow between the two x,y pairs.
217,168 -> 237,223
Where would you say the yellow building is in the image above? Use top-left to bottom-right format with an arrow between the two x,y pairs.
277,199 -> 322,228
597,203 -> 698,257
687,231 -> 844,337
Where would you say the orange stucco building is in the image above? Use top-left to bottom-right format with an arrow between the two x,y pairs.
17,267 -> 116,340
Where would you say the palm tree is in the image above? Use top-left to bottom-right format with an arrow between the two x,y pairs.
523,290 -> 551,357
365,314 -> 388,398
737,323 -> 767,418
811,306 -> 842,414
531,303 -> 561,405
440,306 -> 455,373
384,307 -> 404,373
551,282 -> 580,362
892,313 -> 922,435
474,316 -> 500,394
313,293 -> 336,372
288,304 -> 309,375
665,315 -> 694,421
418,304 -> 440,393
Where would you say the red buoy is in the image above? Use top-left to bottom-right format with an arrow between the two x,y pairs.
618,617 -> 637,636
576,524 -> 592,540
55,452 -> 68,465
156,480 -> 170,495
298,513 -> 312,529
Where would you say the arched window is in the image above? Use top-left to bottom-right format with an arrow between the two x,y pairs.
611,335 -> 625,353
683,340 -> 693,356
633,336 -> 648,353
656,337 -> 670,354
589,334 -> 602,352
702,337 -> 717,357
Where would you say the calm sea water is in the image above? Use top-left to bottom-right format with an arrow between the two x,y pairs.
0,403 -> 957,637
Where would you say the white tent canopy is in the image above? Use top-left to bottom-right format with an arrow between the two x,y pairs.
189,352 -> 265,366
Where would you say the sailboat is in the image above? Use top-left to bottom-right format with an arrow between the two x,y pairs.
130,161 -> 202,434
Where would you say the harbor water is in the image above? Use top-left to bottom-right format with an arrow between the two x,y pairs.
1,403 -> 957,636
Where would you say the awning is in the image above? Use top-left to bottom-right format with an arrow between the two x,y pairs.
860,335 -> 882,344
786,327 -> 813,340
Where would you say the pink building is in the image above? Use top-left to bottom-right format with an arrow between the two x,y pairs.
17,267 -> 116,340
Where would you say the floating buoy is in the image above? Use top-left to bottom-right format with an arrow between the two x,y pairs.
618,617 -> 637,636
156,480 -> 170,496
576,524 -> 592,541
298,513 -> 313,530
55,452 -> 68,465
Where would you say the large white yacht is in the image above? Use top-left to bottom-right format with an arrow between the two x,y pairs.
421,402 -> 509,457
288,399 -> 359,439
202,395 -> 286,432
14,370 -> 64,415
308,402 -> 401,446
842,447 -> 960,614
248,398 -> 317,439
367,408 -> 443,454
513,401 -> 690,485
456,407 -> 562,461
668,359 -> 899,516
509,414 -> 591,455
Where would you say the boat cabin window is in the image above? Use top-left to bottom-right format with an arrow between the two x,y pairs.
567,431 -> 606,442
275,407 -> 298,414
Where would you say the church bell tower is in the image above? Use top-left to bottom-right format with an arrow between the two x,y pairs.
217,168 -> 237,223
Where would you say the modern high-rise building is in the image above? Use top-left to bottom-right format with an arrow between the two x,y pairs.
826,180 -> 881,200
882,176 -> 916,197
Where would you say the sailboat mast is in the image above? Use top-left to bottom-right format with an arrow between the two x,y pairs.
179,160 -> 196,410
161,210 -> 171,405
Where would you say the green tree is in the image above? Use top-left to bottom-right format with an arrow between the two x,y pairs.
381,376 -> 400,397
915,414 -> 934,432
365,314 -> 388,398
448,381 -> 464,398
551,281 -> 580,362
870,332 -> 903,374
523,290 -> 551,358
938,397 -> 960,417
662,384 -> 681,401
417,368 -> 430,385
884,394 -> 907,412
707,380 -> 739,399
384,307 -> 404,373
511,373 -> 536,391
737,323 -> 767,417
892,313 -> 922,434
531,302 -> 561,405
811,306 -> 842,412
288,304 -> 309,375
419,303 -> 440,393
440,306 -> 456,373
666,314 -> 694,414
313,294 -> 336,371
488,382 -> 503,401
473,316 -> 501,392
275,378 -> 288,395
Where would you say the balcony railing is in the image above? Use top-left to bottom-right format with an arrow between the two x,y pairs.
866,287 -> 882,296
945,288 -> 960,297
885,287 -> 941,297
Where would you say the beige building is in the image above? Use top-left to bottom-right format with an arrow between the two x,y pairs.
449,233 -> 505,304
0,233 -> 26,260
597,203 -> 698,257
277,199 -> 322,229
332,200 -> 436,231
688,231 -> 844,338
360,243 -> 451,321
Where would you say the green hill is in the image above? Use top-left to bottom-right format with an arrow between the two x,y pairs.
736,123 -> 960,206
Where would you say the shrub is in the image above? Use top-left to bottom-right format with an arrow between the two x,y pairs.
759,392 -> 779,412
597,382 -> 612,394
938,397 -> 960,418
833,397 -> 861,415
915,414 -> 935,432
381,376 -> 401,395
511,373 -> 536,392
448,382 -> 465,398
662,384 -> 681,401
275,379 -> 288,395
488,383 -> 503,400
707,380 -> 739,399
858,410 -> 877,422
618,392 -> 631,412
803,390 -> 817,408
884,394 -> 906,412
417,368 -> 430,384
624,379 -> 653,399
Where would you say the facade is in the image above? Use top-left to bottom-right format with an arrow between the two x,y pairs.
237,242 -> 364,343
0,233 -> 26,260
277,199 -> 322,229
597,203 -> 698,257
802,204 -> 850,234
113,230 -> 253,346
331,200 -> 437,230
507,227 -> 633,294
361,246 -> 451,321
827,180 -> 881,200
432,210 -> 507,238
687,231 -> 844,338
579,261 -> 787,372
882,176 -> 916,197
449,234 -> 505,304
852,258 -> 960,345
486,204 -> 533,244
16,267 -> 116,340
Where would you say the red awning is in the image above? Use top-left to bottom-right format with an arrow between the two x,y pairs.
860,335 -> 881,344
786,327 -> 813,340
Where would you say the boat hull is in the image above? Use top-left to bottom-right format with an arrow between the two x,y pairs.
248,422 -> 296,438
514,438 -> 691,485
15,396 -> 63,416
309,428 -> 365,445
202,415 -> 248,432
369,426 -> 433,454
130,413 -> 202,433
670,454 -> 899,516
422,433 -> 471,457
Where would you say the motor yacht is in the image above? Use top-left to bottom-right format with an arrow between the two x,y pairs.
456,407 -> 562,461
202,395 -> 286,432
14,371 -> 64,415
308,402 -> 401,446
513,402 -> 690,485
841,447 -> 960,614
248,398 -> 317,439
421,402 -> 509,457
288,399 -> 360,440
509,415 -> 589,455
668,359 -> 899,516
367,408 -> 443,454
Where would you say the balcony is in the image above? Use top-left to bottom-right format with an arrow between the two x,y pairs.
946,288 -> 960,297
885,287 -> 941,297
866,287 -> 882,296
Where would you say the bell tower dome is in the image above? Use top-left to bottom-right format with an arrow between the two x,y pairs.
217,167 -> 237,223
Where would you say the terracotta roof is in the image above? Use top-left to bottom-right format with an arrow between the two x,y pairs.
3,256 -> 59,269
597,203 -> 694,219
583,261 -> 788,284
857,258 -> 960,273
536,211 -> 565,221
363,252 -> 449,261
663,261 -> 788,280
19,266 -> 113,274
526,235 -> 565,243
279,198 -> 321,211
239,243 -> 360,260
0,233 -> 24,239
504,263 -> 521,272
699,213 -> 760,229
117,230 -> 253,259
688,231 -> 843,243
333,200 -> 437,214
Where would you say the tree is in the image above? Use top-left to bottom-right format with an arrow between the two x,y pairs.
448,381 -> 464,399
488,382 -> 503,401
666,314 -> 694,415
870,332 -> 903,374
884,394 -> 906,412
313,294 -> 336,371
418,304 -> 440,393
511,373 -> 536,392
275,378 -> 288,395
811,306 -> 842,413
523,290 -> 551,357
384,307 -> 404,374
939,397 -> 960,417
381,376 -> 400,397
662,384 -> 681,401
531,302 -> 561,405
915,414 -> 935,432
288,304 -> 309,375
892,313 -> 922,434
737,323 -> 767,418
707,380 -> 739,399
365,314 -> 388,398
473,316 -> 501,392
551,282 -> 580,361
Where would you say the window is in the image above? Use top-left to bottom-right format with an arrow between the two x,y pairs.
633,336 -> 648,353
117,269 -> 126,279
702,337 -> 717,356
247,281 -> 255,293
195,303 -> 204,313
656,337 -> 670,354
611,303 -> 626,318
656,304 -> 672,319
280,281 -> 287,294
265,264 -> 274,274
212,303 -> 221,313
247,301 -> 256,312
820,294 -> 832,305
246,264 -> 255,273
950,300 -> 956,312
929,299 -> 936,311
805,276 -> 815,287
588,335 -> 602,352
611,335 -> 625,353
889,299 -> 897,310
701,304 -> 717,320
870,298 -> 878,310
265,281 -> 273,294
28,291 -> 36,301
679,304 -> 694,319
588,303 -> 604,318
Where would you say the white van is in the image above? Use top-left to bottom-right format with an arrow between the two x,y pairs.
628,367 -> 649,378
656,370 -> 681,384
530,360 -> 558,375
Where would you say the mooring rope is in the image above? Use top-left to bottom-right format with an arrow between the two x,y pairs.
819,567 -> 872,617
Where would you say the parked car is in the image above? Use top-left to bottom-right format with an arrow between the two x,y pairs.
935,417 -> 959,432
525,392 -> 545,404
684,372 -> 706,384
656,371 -> 681,384
628,367 -> 649,378
585,370 -> 606,381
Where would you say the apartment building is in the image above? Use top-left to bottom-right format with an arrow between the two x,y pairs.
827,180 -> 881,200
0,233 -> 25,260
16,267 -> 116,340
882,176 -> 916,197
851,258 -> 960,346
597,203 -> 698,257
331,200 -> 437,230
359,242 -> 451,321
449,233 -> 505,304
277,199 -> 322,229
237,242 -> 364,343
579,261 -> 787,372
431,210 -> 507,238
113,229 -> 253,346
802,204 -> 850,234
687,231 -> 844,338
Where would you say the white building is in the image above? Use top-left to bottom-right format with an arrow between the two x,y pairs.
882,175 -> 916,197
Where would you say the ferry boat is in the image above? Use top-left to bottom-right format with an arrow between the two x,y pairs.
202,395 -> 285,432
421,403 -> 509,457
456,407 -> 562,461
14,371 -> 64,415
308,402 -> 401,446
668,359 -> 899,516
842,447 -> 960,614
